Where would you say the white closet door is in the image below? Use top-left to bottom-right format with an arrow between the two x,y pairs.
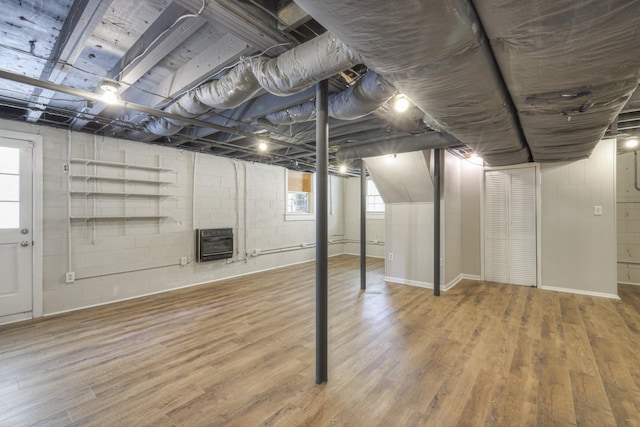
484,171 -> 509,283
508,168 -> 537,286
484,167 -> 537,286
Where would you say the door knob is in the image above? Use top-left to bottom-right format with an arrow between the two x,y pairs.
20,241 -> 30,247
20,228 -> 29,235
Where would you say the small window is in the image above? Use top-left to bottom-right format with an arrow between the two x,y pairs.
286,170 -> 314,217
367,179 -> 385,213
0,146 -> 20,229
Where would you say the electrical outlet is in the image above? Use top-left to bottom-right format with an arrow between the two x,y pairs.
388,252 -> 394,261
180,257 -> 187,266
253,249 -> 261,256
65,272 -> 75,283
593,205 -> 603,216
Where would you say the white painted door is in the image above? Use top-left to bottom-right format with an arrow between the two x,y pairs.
0,137 -> 33,317
484,167 -> 537,286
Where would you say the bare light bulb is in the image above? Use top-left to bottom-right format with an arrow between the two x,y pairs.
626,138 -> 639,149
393,95 -> 410,113
258,141 -> 268,151
99,81 -> 121,105
339,164 -> 347,173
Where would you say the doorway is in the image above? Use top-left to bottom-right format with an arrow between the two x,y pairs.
483,165 -> 539,286
0,131 -> 43,324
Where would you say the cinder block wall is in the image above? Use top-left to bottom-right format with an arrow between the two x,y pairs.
0,119 -> 345,315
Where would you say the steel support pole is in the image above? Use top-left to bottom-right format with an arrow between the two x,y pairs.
434,148 -> 441,297
360,160 -> 367,290
315,80 -> 329,384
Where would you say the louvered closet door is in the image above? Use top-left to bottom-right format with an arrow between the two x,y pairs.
484,167 -> 537,286
484,171 -> 510,283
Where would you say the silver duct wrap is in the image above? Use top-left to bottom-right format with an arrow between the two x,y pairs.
142,32 -> 361,136
265,70 -> 396,124
473,0 -> 640,162
295,0 -> 531,166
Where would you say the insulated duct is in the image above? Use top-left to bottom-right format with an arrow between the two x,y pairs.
473,0 -> 640,162
264,70 -> 395,124
295,0 -> 531,166
141,31 -> 361,136
335,132 -> 461,161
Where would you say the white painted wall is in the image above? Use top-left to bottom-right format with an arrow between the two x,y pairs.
444,151 -> 462,284
616,150 -> 640,284
0,118 -> 345,315
460,161 -> 482,277
540,138 -> 617,297
343,177 -> 386,258
383,152 -> 481,289
385,203 -> 434,287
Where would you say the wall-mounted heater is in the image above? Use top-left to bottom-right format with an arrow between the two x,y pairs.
196,228 -> 233,262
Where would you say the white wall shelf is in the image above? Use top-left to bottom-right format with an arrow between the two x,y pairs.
69,157 -> 173,222
71,174 -> 173,185
70,191 -> 167,198
70,216 -> 167,221
70,158 -> 172,171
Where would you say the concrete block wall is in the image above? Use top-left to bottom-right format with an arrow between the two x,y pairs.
0,118 -> 346,315
617,150 -> 640,284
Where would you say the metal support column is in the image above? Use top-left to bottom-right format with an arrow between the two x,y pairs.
360,160 -> 367,290
315,80 -> 329,384
433,148 -> 441,297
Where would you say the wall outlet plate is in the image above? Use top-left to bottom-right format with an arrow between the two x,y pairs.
65,272 -> 75,283
180,257 -> 187,266
388,252 -> 394,261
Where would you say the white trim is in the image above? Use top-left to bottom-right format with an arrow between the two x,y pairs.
0,130 -> 44,319
540,285 -> 620,300
344,251 -> 385,259
0,311 -> 33,326
45,253 -> 344,318
385,276 -> 432,289
445,273 -> 481,291
617,281 -> 640,286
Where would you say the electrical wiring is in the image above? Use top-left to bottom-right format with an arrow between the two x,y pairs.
113,0 -> 208,82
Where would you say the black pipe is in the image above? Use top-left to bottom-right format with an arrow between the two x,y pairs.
360,160 -> 367,290
433,148 -> 441,297
316,80 -> 329,384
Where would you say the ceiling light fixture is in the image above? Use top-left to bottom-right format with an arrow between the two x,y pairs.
339,164 -> 347,174
625,138 -> 639,149
393,94 -> 410,113
465,153 -> 484,166
385,153 -> 397,163
99,80 -> 121,105
258,141 -> 268,152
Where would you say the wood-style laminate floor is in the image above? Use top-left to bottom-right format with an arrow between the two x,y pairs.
1,255 -> 640,426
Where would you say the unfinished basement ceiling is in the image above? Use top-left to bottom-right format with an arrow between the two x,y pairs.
0,0 -> 638,171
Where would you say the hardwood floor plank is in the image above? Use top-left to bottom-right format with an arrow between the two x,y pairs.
1,256 -> 640,426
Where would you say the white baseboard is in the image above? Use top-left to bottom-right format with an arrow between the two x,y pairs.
46,253 -> 346,318
384,276 -> 432,289
0,311 -> 32,326
539,285 -> 620,300
445,274 -> 481,291
384,273 -> 482,292
618,281 -> 640,286
343,252 -> 386,259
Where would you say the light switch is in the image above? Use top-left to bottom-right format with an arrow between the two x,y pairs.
594,205 -> 603,216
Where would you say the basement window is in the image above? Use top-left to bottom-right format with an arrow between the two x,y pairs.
286,170 -> 315,221
367,179 -> 385,216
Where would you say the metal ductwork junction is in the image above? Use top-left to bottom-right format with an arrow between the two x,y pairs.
140,31 -> 362,137
295,0 -> 531,167
265,70 -> 396,124
335,132 -> 461,161
473,0 -> 640,162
